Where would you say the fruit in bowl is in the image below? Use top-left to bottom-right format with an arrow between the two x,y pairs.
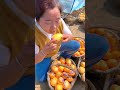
72,38 -> 85,57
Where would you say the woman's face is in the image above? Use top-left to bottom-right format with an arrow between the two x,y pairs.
38,7 -> 61,34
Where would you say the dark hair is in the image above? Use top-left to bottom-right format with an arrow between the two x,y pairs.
35,0 -> 62,21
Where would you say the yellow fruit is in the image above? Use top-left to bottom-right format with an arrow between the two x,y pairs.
79,67 -> 85,74
66,58 -> 72,66
56,71 -> 62,78
49,72 -> 55,79
63,80 -> 71,89
66,76 -> 74,82
50,77 -> 58,87
63,67 -> 71,73
68,70 -> 76,77
51,66 -> 58,73
111,51 -> 120,59
58,77 -> 64,84
53,60 -> 61,65
58,66 -> 64,72
74,51 -> 80,57
106,59 -> 118,68
80,62 -> 85,68
95,60 -> 109,71
62,72 -> 69,79
52,33 -> 63,43
103,51 -> 113,60
71,64 -> 76,70
60,57 -> 66,64
55,84 -> 63,90
80,51 -> 85,55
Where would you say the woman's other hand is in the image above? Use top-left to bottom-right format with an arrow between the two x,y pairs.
62,34 -> 73,42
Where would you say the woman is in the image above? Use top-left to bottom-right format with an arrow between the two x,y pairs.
35,0 -> 80,82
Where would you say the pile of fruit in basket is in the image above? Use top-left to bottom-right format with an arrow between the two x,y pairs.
48,64 -> 77,90
72,37 -> 85,57
52,57 -> 77,70
78,58 -> 85,81
88,27 -> 120,72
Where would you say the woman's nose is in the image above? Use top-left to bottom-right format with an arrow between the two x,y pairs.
51,23 -> 57,30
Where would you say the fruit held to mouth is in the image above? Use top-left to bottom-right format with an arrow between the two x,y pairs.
52,33 -> 63,43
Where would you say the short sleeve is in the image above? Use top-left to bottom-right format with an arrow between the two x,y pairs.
0,44 -> 10,67
61,18 -> 72,34
35,44 -> 39,54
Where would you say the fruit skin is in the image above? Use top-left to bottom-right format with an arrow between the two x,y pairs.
55,84 -> 63,90
103,52 -> 113,60
52,33 -> 63,44
51,66 -> 58,73
68,70 -> 76,77
60,57 -> 65,64
58,77 -> 64,84
63,80 -> 71,89
71,64 -> 76,70
74,51 -> 80,57
62,72 -> 69,79
93,60 -> 109,71
50,77 -> 58,87
66,58 -> 72,66
66,76 -> 74,82
49,72 -> 55,79
63,67 -> 71,73
80,62 -> 85,68
106,59 -> 118,68
79,66 -> 85,74
58,66 -> 64,72
53,60 -> 61,65
56,71 -> 62,78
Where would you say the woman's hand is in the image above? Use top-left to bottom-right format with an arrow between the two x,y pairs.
62,34 -> 73,42
42,39 -> 57,55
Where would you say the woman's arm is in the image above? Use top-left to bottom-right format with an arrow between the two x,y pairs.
35,50 -> 47,64
35,40 -> 57,64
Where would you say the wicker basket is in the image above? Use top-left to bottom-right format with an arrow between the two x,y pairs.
77,58 -> 85,82
72,37 -> 85,58
85,78 -> 96,90
47,64 -> 78,90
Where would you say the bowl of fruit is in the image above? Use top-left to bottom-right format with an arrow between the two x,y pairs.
88,27 -> 120,73
77,58 -> 85,82
47,64 -> 78,90
72,37 -> 85,58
